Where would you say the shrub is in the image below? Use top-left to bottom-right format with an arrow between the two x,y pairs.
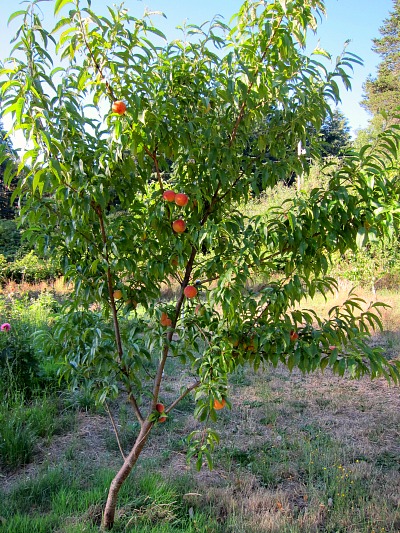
0,220 -> 24,261
0,318 -> 41,395
0,293 -> 62,395
6,251 -> 59,283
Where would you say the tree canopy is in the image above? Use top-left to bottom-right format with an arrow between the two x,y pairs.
1,0 -> 400,529
361,0 -> 400,123
319,108 -> 352,158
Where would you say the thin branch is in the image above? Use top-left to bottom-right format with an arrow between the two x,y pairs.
94,203 -> 144,424
229,14 -> 284,146
95,204 -> 124,359
151,246 -> 197,410
104,400 -> 126,461
230,100 -> 248,147
165,380 -> 200,414
170,271 -> 184,285
143,145 -> 164,192
77,9 -> 116,101
193,322 -> 212,345
128,394 -> 145,425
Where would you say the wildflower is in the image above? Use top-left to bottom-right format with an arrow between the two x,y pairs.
1,323 -> 11,332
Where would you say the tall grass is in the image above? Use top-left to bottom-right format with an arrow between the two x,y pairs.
0,291 -> 73,470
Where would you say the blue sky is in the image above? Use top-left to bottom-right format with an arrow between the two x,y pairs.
1,0 -> 394,142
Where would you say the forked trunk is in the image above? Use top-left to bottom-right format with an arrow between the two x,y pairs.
102,420 -> 153,530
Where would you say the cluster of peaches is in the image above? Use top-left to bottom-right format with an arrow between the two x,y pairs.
162,188 -> 198,301
162,188 -> 188,234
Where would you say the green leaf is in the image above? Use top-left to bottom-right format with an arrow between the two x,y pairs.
54,0 -> 75,15
32,169 -> 47,194
8,10 -> 26,25
356,227 -> 367,249
15,97 -> 25,124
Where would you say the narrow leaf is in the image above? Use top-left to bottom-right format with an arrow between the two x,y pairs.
54,0 -> 74,15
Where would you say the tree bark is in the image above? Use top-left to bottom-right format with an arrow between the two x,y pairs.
102,420 -> 153,530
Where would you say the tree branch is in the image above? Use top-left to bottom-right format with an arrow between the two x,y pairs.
128,394 -> 144,425
95,204 -> 124,359
104,400 -> 126,461
229,14 -> 284,146
77,10 -> 116,101
94,204 -> 144,425
151,245 -> 198,410
165,380 -> 200,414
143,146 -> 164,192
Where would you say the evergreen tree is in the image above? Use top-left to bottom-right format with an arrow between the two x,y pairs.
319,108 -> 352,157
361,0 -> 400,123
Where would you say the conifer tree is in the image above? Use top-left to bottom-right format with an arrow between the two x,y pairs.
362,0 -> 400,123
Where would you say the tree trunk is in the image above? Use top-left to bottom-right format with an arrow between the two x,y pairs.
102,420 -> 153,530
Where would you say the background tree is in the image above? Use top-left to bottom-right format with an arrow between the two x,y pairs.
361,0 -> 400,123
319,108 -> 352,157
353,114 -> 386,151
1,0 -> 400,529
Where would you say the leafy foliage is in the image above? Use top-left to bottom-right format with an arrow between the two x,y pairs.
0,120 -> 18,219
0,293 -> 61,396
5,250 -> 60,282
1,0 -> 400,527
0,219 -> 22,261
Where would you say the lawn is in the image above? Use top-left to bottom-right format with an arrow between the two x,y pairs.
1,284 -> 399,532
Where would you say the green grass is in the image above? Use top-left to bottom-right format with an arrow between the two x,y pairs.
0,464 -> 223,533
0,393 -> 77,469
0,417 -> 36,469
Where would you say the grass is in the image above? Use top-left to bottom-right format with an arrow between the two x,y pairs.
1,278 -> 399,531
0,463 -> 223,533
2,354 -> 399,532
0,393 -> 77,469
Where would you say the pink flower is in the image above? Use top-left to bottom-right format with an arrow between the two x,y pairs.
1,323 -> 11,332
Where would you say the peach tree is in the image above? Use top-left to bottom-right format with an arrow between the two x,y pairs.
1,0 -> 400,529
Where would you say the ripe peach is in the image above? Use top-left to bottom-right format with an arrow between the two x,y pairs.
160,312 -> 172,327
213,398 -> 226,410
113,289 -> 123,300
159,416 -> 167,423
163,190 -> 176,202
171,256 -> 179,267
175,193 -> 189,207
184,285 -> 197,298
112,101 -> 126,115
156,403 -> 165,413
172,219 -> 186,233
290,330 -> 299,342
